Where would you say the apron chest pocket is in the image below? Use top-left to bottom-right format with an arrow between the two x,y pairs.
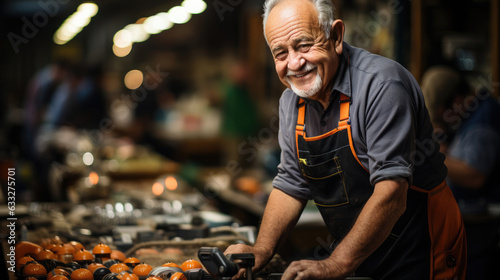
299,156 -> 349,207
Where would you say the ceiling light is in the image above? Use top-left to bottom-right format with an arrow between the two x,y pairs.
113,29 -> 133,48
182,0 -> 207,14
168,6 -> 191,24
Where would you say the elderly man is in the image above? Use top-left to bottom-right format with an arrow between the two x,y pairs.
225,0 -> 466,279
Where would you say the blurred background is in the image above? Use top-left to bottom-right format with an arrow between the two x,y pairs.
0,0 -> 499,279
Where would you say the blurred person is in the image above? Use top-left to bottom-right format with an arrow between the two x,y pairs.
122,77 -> 186,161
42,65 -> 108,131
421,65 -> 500,213
23,59 -> 71,159
21,60 -> 71,201
225,0 -> 466,279
421,65 -> 500,280
221,59 -> 260,167
34,64 -> 109,201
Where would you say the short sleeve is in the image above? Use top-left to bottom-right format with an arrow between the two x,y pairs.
365,81 -> 415,185
272,92 -> 312,200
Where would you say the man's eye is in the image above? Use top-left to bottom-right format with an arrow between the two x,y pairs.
298,44 -> 311,51
275,52 -> 287,60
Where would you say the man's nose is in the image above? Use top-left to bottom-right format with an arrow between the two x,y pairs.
287,50 -> 305,71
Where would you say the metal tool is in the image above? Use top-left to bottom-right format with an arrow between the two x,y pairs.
198,247 -> 254,280
197,247 -> 372,280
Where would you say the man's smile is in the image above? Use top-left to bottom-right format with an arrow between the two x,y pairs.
287,63 -> 317,81
291,69 -> 314,78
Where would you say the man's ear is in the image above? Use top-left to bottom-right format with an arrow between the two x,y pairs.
330,19 -> 345,55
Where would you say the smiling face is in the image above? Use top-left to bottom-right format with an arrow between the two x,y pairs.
264,0 -> 343,101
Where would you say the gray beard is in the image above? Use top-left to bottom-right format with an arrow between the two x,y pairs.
287,72 -> 323,99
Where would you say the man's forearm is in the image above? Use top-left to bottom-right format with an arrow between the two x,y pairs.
254,188 -> 307,260
329,179 -> 408,274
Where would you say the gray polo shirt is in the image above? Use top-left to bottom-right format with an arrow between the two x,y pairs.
272,42 -> 447,200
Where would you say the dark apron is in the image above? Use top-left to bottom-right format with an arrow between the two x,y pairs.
295,94 -> 467,279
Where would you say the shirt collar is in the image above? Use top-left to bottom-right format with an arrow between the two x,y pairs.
331,42 -> 352,98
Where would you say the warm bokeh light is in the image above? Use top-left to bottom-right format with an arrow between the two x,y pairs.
63,24 -> 84,35
143,15 -> 163,34
168,6 -> 191,24
82,152 -> 94,166
115,202 -> 124,212
124,24 -> 150,42
113,29 -> 133,48
135,17 -> 147,24
124,70 -> 143,90
182,0 -> 207,14
53,34 -> 65,45
69,13 -> 91,28
113,43 -> 132,57
165,176 -> 178,191
78,2 -> 99,17
152,182 -> 164,196
110,2 -> 206,49
89,172 -> 99,185
53,2 -> 98,45
155,13 -> 174,31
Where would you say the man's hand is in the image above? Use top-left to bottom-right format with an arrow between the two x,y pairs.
224,244 -> 271,279
223,189 -> 307,280
281,179 -> 407,280
281,258 -> 348,280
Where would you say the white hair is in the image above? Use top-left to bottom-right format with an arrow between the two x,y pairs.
262,0 -> 336,40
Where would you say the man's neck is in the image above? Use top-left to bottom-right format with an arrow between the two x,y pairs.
317,93 -> 330,109
311,85 -> 333,110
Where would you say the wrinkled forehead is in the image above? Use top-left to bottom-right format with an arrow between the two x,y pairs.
264,0 -> 320,45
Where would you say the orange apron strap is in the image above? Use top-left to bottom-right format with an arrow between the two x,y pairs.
412,181 -> 467,279
339,94 -> 350,127
426,181 -> 467,279
297,98 -> 306,127
296,98 -> 306,158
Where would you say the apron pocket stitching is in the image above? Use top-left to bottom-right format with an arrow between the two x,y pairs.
313,170 -> 350,207
303,170 -> 342,180
309,144 -> 350,158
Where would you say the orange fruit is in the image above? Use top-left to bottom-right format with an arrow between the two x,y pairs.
57,244 -> 76,263
73,249 -> 94,262
92,243 -> 112,255
110,262 -> 130,273
180,259 -> 202,271
70,268 -> 93,280
37,249 -> 58,261
15,241 -> 43,262
124,257 -> 141,268
51,276 -> 69,280
111,250 -> 126,262
87,262 -> 105,273
170,272 -> 187,280
69,241 -> 85,251
162,262 -> 181,269
47,268 -> 70,279
16,256 -> 35,271
121,272 -> 140,280
48,244 -> 63,254
23,262 -> 47,277
132,263 -> 153,277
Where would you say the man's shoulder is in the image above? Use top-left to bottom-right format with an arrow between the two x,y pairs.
346,42 -> 409,81
279,88 -> 300,110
